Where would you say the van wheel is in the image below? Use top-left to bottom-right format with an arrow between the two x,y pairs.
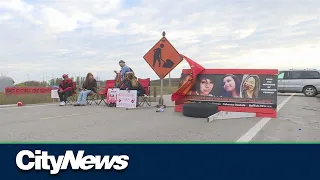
303,86 -> 317,97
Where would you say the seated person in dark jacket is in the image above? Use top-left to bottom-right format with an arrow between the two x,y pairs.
115,71 -> 138,88
74,72 -> 97,106
58,74 -> 74,106
117,72 -> 146,106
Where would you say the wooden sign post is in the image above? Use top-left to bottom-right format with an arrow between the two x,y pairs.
143,31 -> 183,107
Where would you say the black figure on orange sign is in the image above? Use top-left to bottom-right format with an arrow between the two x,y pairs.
153,44 -> 164,67
152,43 -> 175,69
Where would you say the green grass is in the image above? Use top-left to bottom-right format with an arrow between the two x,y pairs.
150,86 -> 178,97
0,85 -> 179,105
150,78 -> 180,87
0,94 -> 52,105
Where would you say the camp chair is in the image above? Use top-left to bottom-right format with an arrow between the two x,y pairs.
138,78 -> 151,106
86,91 -> 100,105
86,83 -> 102,105
66,82 -> 77,104
98,80 -> 116,105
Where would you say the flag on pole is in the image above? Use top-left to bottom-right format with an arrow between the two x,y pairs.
171,55 -> 205,101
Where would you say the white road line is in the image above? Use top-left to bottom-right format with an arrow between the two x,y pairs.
0,103 -> 57,110
236,93 -> 295,142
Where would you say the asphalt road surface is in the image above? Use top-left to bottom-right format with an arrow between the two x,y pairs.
0,94 -> 319,142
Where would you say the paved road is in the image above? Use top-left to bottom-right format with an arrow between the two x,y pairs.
0,94 -> 319,142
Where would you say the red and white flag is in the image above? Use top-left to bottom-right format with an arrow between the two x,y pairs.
171,55 -> 205,101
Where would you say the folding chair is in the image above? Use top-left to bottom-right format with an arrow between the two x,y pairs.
98,80 -> 116,105
66,82 -> 77,104
138,78 -> 151,106
86,92 -> 100,105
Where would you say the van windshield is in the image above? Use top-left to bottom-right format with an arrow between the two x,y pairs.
278,72 -> 284,79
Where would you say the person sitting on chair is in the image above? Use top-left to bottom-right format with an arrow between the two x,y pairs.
74,72 -> 97,106
116,71 -> 137,86
118,72 -> 145,107
58,74 -> 73,106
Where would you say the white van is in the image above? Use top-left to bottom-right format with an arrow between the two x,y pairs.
278,69 -> 320,97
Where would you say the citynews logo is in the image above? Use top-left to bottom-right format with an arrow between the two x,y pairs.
16,150 -> 129,175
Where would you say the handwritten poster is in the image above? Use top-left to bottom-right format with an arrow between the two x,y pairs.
116,90 -> 137,108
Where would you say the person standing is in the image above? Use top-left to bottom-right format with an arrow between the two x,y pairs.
116,60 -> 133,80
74,73 -> 97,106
58,74 -> 73,106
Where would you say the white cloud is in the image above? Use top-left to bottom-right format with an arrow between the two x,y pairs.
0,13 -> 13,21
7,63 -> 43,70
92,18 -> 121,33
0,0 -> 42,25
287,15 -> 317,26
41,7 -> 77,33
234,27 -> 256,39
92,0 -> 122,14
0,0 -> 320,83
0,0 -> 33,13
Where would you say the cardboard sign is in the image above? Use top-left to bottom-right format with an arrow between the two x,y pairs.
116,90 -> 137,109
51,90 -> 59,99
143,36 -> 183,79
176,69 -> 278,118
106,88 -> 119,104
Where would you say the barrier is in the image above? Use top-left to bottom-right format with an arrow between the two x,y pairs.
175,69 -> 278,119
5,87 -> 52,96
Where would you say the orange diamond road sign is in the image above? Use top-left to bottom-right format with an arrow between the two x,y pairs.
143,36 -> 183,79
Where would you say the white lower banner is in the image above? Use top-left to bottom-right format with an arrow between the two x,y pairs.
116,90 -> 137,108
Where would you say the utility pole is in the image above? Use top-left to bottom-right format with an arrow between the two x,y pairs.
169,72 -> 171,88
27,74 -> 29,86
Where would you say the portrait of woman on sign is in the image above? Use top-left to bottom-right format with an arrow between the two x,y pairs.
177,73 -> 193,95
191,74 -> 215,96
240,75 -> 261,99
220,74 -> 241,98
178,74 -> 190,87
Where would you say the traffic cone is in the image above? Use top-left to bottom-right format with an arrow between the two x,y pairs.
17,102 -> 23,106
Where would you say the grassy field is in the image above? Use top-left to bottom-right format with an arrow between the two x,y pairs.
150,78 -> 180,87
150,86 -> 178,97
0,93 -> 53,105
0,85 -> 179,105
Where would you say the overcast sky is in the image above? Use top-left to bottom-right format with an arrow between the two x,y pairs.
0,0 -> 319,83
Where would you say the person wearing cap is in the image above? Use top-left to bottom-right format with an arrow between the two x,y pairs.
58,74 -> 73,106
115,60 -> 133,80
